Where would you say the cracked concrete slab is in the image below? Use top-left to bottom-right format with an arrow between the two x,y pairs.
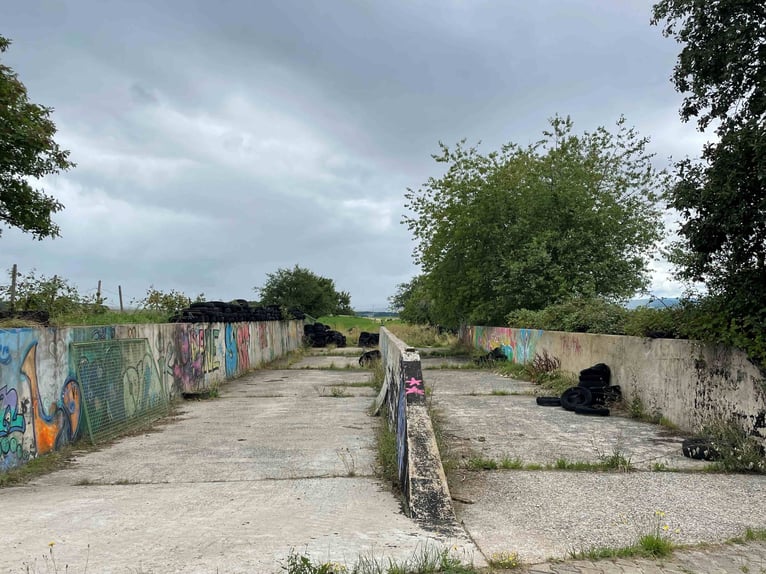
1,367 -> 481,573
427,367 -> 766,566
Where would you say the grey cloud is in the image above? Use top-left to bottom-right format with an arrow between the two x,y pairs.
1,0 -> 690,309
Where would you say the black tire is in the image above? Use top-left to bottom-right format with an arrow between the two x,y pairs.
536,396 -> 561,407
575,405 -> 610,416
560,386 -> 593,411
682,438 -> 719,461
579,379 -> 609,390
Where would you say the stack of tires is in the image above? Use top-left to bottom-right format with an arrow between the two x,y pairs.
169,301 -> 304,323
536,363 -> 621,416
303,323 -> 346,348
358,332 -> 380,347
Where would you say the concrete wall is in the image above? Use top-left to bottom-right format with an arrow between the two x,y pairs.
377,327 -> 457,532
0,320 -> 303,472
462,326 -> 766,439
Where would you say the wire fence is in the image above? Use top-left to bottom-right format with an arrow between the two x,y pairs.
71,339 -> 169,444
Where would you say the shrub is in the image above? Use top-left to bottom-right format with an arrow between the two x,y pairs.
624,306 -> 680,338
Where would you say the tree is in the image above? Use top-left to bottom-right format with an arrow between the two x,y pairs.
0,268 -> 92,316
652,1 -> 766,358
403,116 -> 667,327
136,286 -> 204,315
388,275 -> 434,324
256,265 -> 353,317
0,35 -> 73,239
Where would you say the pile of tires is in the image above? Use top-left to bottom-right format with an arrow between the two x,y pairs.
536,362 -> 621,416
303,323 -> 346,348
169,301 -> 304,323
358,332 -> 380,347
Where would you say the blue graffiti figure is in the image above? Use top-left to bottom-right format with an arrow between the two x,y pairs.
0,345 -> 11,365
224,324 -> 238,377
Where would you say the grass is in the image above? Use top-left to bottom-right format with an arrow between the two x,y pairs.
282,544 -> 479,574
51,308 -> 171,326
0,446 -> 81,487
385,323 -> 458,348
490,389 -> 511,396
462,455 -> 633,472
487,550 -> 522,569
375,420 -> 399,488
570,509 -> 677,562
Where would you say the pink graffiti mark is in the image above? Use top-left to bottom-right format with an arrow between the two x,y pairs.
405,377 -> 424,396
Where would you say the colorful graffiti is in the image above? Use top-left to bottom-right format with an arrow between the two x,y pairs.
170,325 -> 221,392
1,319 -> 302,473
0,342 -> 82,469
468,326 -> 544,364
225,323 -> 252,377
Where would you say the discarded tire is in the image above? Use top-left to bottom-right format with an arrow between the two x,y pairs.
575,405 -> 610,416
579,363 -> 611,385
560,386 -> 593,411
591,385 -> 622,405
682,438 -> 719,461
359,349 -> 382,366
475,347 -> 507,365
536,396 -> 561,407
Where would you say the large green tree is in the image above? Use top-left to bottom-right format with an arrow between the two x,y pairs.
388,275 -> 434,325
652,1 -> 766,345
256,265 -> 352,317
403,116 -> 667,327
0,35 -> 73,239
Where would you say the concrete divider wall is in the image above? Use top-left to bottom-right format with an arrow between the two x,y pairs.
0,320 -> 304,472
462,325 -> 766,438
378,327 -> 457,532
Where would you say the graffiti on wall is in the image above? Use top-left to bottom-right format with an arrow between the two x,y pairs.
469,326 -> 543,364
71,338 -> 165,441
0,339 -> 82,470
168,325 -> 222,393
225,323 -> 253,378
2,320 -> 302,472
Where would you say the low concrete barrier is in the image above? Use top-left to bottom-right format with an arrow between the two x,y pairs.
462,325 -> 766,439
376,327 -> 457,532
0,320 -> 303,472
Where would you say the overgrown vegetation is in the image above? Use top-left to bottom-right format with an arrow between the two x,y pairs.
569,510 -> 678,561
385,323 -> 457,348
281,545 -> 478,574
496,352 -> 576,396
701,419 -> 766,474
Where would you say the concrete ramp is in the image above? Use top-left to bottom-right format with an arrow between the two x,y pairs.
0,366 -> 481,573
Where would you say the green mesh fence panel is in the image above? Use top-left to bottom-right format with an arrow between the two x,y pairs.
71,339 -> 169,444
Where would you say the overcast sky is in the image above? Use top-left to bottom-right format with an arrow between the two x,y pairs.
2,0 -> 710,311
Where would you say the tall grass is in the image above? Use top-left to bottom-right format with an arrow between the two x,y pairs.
385,324 -> 457,348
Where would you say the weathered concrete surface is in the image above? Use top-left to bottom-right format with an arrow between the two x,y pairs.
462,326 -> 766,438
379,328 -> 460,533
429,367 -> 766,566
1,368 -> 481,573
429,371 -> 705,471
525,541 -> 766,573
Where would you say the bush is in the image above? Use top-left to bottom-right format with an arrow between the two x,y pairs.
506,297 -> 628,334
624,307 -> 680,338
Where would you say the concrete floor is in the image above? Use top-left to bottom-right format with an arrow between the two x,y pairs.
1,368 -> 480,574
427,367 -> 766,565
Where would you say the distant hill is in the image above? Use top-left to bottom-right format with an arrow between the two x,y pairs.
626,297 -> 681,310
